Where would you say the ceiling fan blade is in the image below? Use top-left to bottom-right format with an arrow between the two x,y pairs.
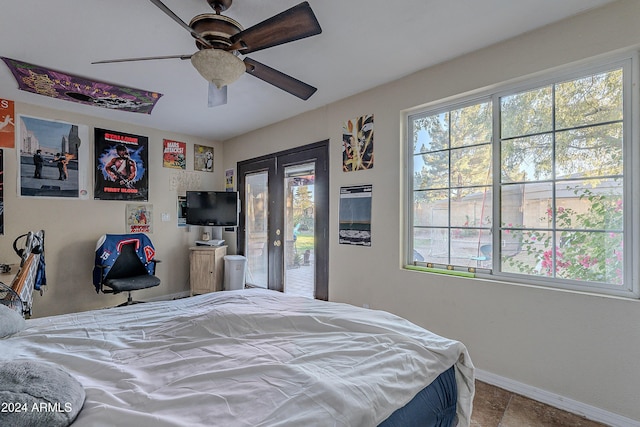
92,54 -> 192,64
148,0 -> 213,49
208,83 -> 228,107
244,57 -> 316,100
228,2 -> 321,54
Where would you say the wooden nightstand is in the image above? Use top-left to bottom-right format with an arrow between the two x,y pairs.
189,246 -> 227,296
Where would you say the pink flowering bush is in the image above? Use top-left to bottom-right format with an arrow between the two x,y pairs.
504,187 -> 623,285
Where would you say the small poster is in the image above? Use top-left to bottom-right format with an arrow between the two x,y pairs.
0,150 -> 3,235
225,168 -> 234,191
94,128 -> 149,201
0,99 -> 15,148
126,204 -> 153,233
342,114 -> 374,172
177,196 -> 187,228
194,144 -> 214,172
163,139 -> 186,169
339,185 -> 372,246
18,115 -> 90,199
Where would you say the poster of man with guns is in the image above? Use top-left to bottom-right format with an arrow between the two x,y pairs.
94,128 -> 148,201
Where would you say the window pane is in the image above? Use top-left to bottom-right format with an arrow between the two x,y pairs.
555,179 -> 623,231
411,100 -> 493,270
501,182 -> 553,229
245,171 -> 269,288
503,229 -> 624,285
450,102 -> 492,148
413,227 -> 448,264
501,87 -> 552,139
451,145 -> 492,187
556,69 -> 623,129
413,151 -> 449,190
450,188 -> 492,227
412,112 -> 449,153
555,123 -> 623,179
555,231 -> 623,285
450,228 -> 492,267
501,134 -> 553,183
414,190 -> 448,227
501,229 -> 552,276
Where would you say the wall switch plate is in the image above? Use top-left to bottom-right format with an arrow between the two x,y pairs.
161,212 -> 171,222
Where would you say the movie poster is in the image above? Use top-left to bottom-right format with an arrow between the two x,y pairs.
94,128 -> 148,201
0,99 -> 15,148
126,204 -> 153,233
194,144 -> 214,172
162,139 -> 186,169
18,115 -> 90,199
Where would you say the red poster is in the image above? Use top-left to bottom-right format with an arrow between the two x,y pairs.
162,139 -> 186,169
0,99 -> 15,148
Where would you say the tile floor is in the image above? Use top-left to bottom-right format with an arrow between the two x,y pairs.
471,380 -> 608,427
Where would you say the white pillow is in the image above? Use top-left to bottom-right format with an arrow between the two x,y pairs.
0,360 -> 85,427
0,303 -> 26,338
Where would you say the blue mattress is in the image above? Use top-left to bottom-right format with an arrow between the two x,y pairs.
379,365 -> 458,427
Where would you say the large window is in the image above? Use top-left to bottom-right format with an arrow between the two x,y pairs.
407,55 -> 637,297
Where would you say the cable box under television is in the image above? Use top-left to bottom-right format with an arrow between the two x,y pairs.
195,240 -> 225,246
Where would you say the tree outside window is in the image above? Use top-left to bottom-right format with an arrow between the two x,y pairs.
409,63 -> 629,294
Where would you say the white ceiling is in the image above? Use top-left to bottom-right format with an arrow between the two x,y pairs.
0,0 -> 614,141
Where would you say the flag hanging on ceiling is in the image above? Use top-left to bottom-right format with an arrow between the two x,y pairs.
1,57 -> 162,114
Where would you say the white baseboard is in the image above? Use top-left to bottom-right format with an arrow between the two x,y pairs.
474,369 -> 639,427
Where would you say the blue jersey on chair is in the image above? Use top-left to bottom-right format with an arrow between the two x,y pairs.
92,233 -> 156,293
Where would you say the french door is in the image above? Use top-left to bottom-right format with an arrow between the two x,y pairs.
237,141 -> 328,300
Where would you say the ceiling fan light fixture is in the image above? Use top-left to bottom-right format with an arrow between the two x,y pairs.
190,49 -> 245,89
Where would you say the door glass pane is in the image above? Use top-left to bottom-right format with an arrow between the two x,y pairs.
245,171 -> 268,288
284,162 -> 315,298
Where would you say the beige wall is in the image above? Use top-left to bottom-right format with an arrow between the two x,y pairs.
223,0 -> 640,422
1,103 -> 225,316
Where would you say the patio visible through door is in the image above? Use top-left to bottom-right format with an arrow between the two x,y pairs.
238,141 -> 328,300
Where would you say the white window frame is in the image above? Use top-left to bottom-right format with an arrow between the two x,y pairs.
404,51 -> 640,299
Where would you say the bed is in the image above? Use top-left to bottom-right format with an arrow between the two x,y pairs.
1,288 -> 474,426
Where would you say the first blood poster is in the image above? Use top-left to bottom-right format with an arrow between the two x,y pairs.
94,128 -> 149,201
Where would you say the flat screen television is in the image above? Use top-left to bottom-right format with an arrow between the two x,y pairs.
186,191 -> 238,227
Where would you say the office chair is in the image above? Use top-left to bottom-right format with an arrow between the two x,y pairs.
93,233 -> 160,306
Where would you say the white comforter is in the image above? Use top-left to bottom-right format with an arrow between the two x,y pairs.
3,289 -> 474,426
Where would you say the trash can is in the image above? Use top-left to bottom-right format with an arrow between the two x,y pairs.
224,255 -> 247,291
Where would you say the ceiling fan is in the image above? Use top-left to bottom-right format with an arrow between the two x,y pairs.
93,0 -> 322,106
